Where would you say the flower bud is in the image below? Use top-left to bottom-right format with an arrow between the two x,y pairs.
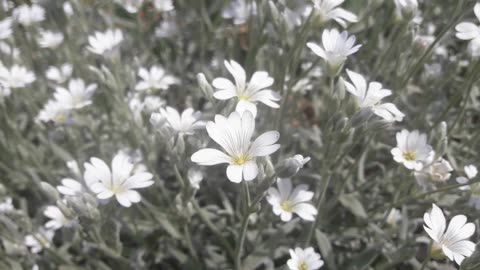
40,181 -> 60,201
394,0 -> 418,22
149,112 -> 166,129
275,155 -> 311,178
197,73 -> 213,99
350,108 -> 373,127
336,76 -> 346,100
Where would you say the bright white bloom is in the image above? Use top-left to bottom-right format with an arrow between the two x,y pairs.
0,18 -> 12,40
57,178 -> 83,196
83,153 -> 154,207
287,247 -> 324,270
153,0 -> 174,12
188,168 -> 203,189
0,65 -> 35,88
46,64 -> 73,84
135,66 -> 178,91
24,230 -> 54,254
143,96 -> 165,113
53,79 -> 97,109
38,31 -> 64,49
0,197 -> 14,212
36,100 -> 72,124
115,0 -> 144,13
212,60 -> 281,118
457,165 -> 478,185
13,4 -> 45,26
414,158 -> 453,185
456,165 -> 480,208
63,2 -> 74,16
267,178 -> 317,222
306,0 -> 358,28
391,130 -> 433,170
344,70 -> 405,122
423,204 -> 476,265
87,29 -> 123,55
394,0 -> 418,21
386,208 -> 402,226
307,30 -> 361,76
191,111 -> 280,183
44,205 -> 73,230
150,106 -> 205,135
455,3 -> 480,57
222,0 -> 256,25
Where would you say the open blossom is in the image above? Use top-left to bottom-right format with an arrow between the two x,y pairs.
0,65 -> 35,89
455,3 -> 480,57
212,60 -> 281,118
222,0 -> 256,25
25,229 -> 54,254
53,79 -> 97,109
0,18 -> 12,40
83,153 -> 154,207
391,130 -> 433,170
114,0 -> 144,13
287,247 -> 324,270
267,178 -> 317,222
153,0 -> 174,12
307,30 -> 361,76
38,31 -> 64,49
344,70 -> 404,122
44,205 -> 73,230
46,64 -> 73,84
414,158 -> 453,186
305,0 -> 358,28
457,165 -> 478,185
456,165 -> 480,208
87,29 -> 123,55
150,106 -> 205,135
191,111 -> 280,183
37,100 -> 72,124
135,66 -> 178,91
13,4 -> 45,26
57,178 -> 84,196
423,204 -> 476,265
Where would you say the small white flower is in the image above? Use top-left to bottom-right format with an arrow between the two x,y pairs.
0,197 -> 14,212
423,204 -> 476,265
191,111 -> 280,183
38,31 -> 64,49
13,4 -> 45,26
66,160 -> 81,176
455,3 -> 480,57
87,29 -> 123,55
306,0 -> 358,28
135,66 -> 178,91
307,29 -> 361,76
83,153 -> 154,207
456,165 -> 478,196
36,100 -> 72,124
155,17 -> 178,38
143,95 -> 165,113
63,2 -> 74,16
44,205 -> 73,230
414,158 -> 453,185
276,154 -> 311,178
188,168 -> 203,189
46,64 -> 73,84
267,178 -> 317,222
0,41 -> 19,58
115,0 -> 144,13
394,0 -> 418,21
344,70 -> 404,122
53,79 -> 97,109
212,60 -> 281,118
0,65 -> 35,88
57,178 -> 83,196
153,0 -> 174,12
150,106 -> 205,135
222,0 -> 256,25
24,229 -> 54,254
391,130 -> 433,170
386,208 -> 402,226
0,18 -> 13,40
287,247 -> 324,270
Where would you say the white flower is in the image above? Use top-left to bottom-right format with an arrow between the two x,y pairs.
307,29 -> 361,76
306,0 -> 358,28
24,229 -> 54,254
456,165 -> 478,191
394,0 -> 418,21
0,65 -> 35,88
66,160 -> 81,176
0,197 -> 14,212
191,111 -> 280,183
222,0 -> 256,25
115,0 -> 144,13
150,106 -> 205,135
423,204 -> 476,265
38,31 -> 64,49
83,153 -> 154,207
53,79 -> 97,109
455,3 -> 480,57
46,64 -> 73,84
153,0 -> 174,12
57,178 -> 83,196
0,18 -> 13,40
135,66 -> 178,91
276,154 -> 311,178
36,100 -> 72,124
13,4 -> 45,26
391,130 -> 433,170
212,60 -> 281,118
143,95 -> 165,113
287,247 -> 324,270
188,168 -> 203,189
87,29 -> 123,55
344,70 -> 405,122
155,17 -> 178,38
414,158 -> 453,185
267,178 -> 317,222
44,205 -> 73,230
63,2 -> 74,16
0,41 -> 19,58
386,208 -> 402,226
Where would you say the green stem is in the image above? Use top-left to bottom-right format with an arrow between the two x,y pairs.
303,173 -> 332,246
235,181 -> 252,270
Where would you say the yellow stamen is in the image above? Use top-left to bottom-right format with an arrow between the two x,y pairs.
298,261 -> 309,270
280,200 -> 293,212
403,150 -> 416,161
232,155 -> 248,165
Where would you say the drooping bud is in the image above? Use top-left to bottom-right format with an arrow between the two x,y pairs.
275,155 -> 311,178
40,182 -> 60,201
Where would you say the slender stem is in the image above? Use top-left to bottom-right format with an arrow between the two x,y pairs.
184,224 -> 200,263
235,181 -> 252,270
420,241 -> 433,270
304,173 -> 332,246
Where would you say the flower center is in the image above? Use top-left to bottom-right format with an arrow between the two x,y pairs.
54,113 -> 66,123
280,200 -> 293,212
298,261 -> 309,270
402,150 -> 416,161
232,154 -> 249,165
110,184 -> 126,194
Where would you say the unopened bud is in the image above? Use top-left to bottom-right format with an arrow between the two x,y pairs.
41,182 -> 60,201
275,155 -> 311,178
336,76 -> 346,100
197,73 -> 214,99
350,108 -> 373,127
